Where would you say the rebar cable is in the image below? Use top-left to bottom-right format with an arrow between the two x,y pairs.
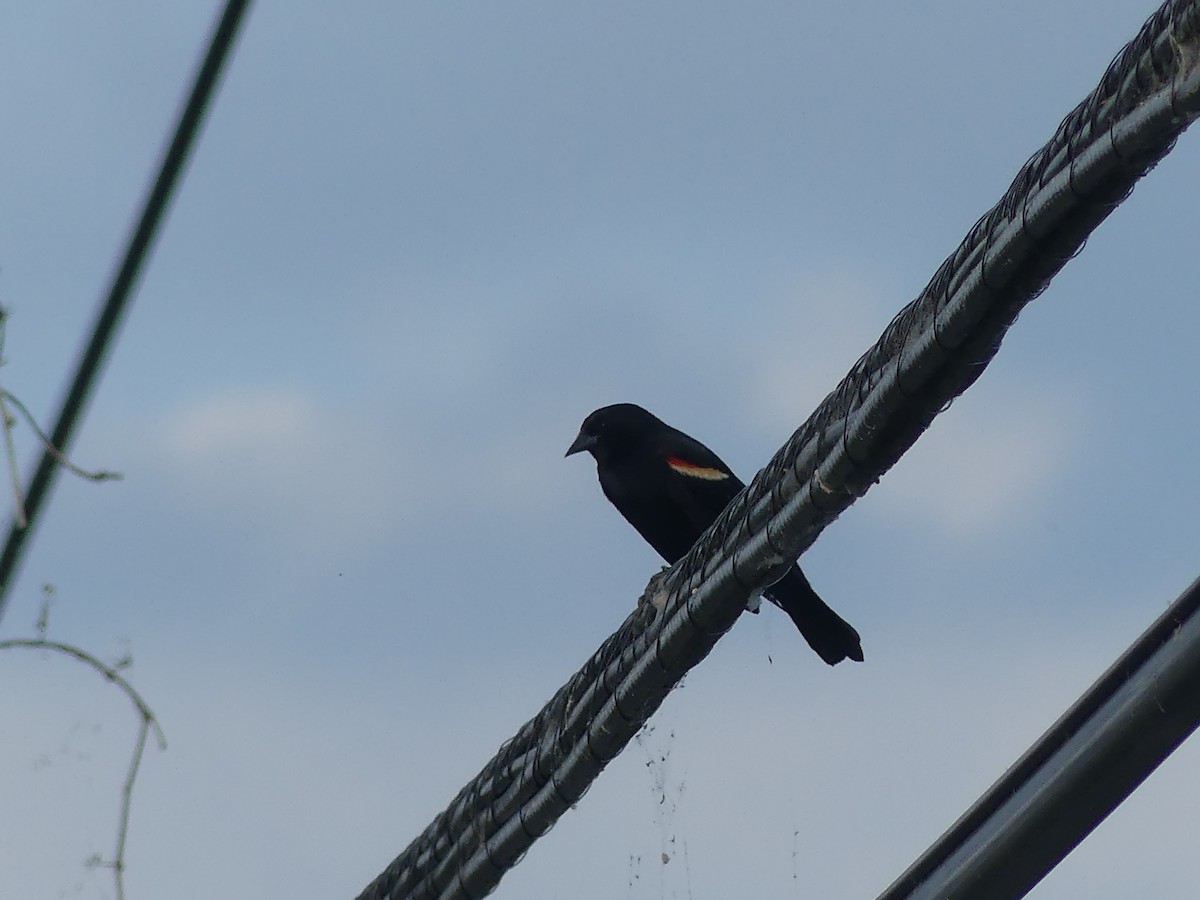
0,0 -> 254,624
878,572 -> 1200,900
358,2 -> 1200,898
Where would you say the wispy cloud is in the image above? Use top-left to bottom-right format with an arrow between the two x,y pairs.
870,384 -> 1084,537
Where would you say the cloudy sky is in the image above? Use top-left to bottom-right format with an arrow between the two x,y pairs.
2,2 -> 1198,898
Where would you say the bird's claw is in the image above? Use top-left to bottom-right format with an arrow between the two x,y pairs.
638,567 -> 672,611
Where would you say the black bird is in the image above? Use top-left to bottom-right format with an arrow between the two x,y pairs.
566,403 -> 862,665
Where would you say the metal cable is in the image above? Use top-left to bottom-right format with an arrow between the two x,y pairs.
358,2 -> 1200,897
0,0 -> 254,624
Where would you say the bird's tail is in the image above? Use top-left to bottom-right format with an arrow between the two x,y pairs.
766,567 -> 864,665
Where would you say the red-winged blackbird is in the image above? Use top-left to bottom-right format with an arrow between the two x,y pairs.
567,403 -> 863,665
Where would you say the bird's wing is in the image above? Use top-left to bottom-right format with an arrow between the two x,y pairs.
657,429 -> 746,547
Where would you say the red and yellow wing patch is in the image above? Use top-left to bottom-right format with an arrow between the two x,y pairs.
666,456 -> 730,481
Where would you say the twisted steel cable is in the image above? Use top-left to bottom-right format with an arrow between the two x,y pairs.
358,2 -> 1200,897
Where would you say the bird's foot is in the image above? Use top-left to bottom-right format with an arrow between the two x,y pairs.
638,567 -> 672,611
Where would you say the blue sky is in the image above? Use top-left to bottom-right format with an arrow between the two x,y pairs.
2,2 -> 1198,898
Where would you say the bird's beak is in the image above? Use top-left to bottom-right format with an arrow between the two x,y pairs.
565,430 -> 597,457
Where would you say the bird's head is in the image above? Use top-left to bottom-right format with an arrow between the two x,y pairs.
565,403 -> 663,464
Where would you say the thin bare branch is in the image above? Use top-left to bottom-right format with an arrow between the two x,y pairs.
1,636 -> 166,899
0,391 -> 122,483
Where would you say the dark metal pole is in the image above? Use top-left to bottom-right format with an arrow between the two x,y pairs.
879,574 -> 1200,900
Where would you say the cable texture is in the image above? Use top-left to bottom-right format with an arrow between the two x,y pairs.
358,2 -> 1200,898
